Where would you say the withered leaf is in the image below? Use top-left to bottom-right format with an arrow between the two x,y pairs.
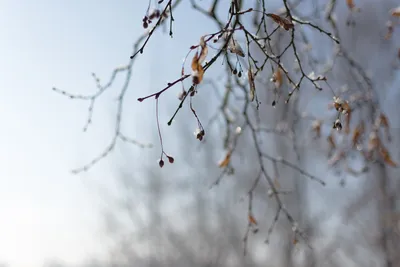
198,36 -> 208,64
332,96 -> 351,114
191,52 -> 204,84
367,131 -> 380,152
379,113 -> 391,141
267,13 -> 294,31
223,32 -> 245,57
228,37 -> 245,57
346,0 -> 355,9
352,121 -> 364,148
248,66 -> 256,102
379,113 -> 389,128
218,150 -> 232,168
390,6 -> 400,17
196,67 -> 204,85
379,146 -> 398,167
312,120 -> 322,139
248,214 -> 258,225
190,36 -> 208,85
342,101 -> 351,114
191,52 -> 198,72
273,67 -> 283,88
378,113 -> 389,134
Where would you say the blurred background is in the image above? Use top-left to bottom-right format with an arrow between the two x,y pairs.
0,0 -> 399,266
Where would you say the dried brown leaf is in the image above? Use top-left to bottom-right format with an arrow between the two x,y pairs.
333,97 -> 351,114
273,68 -> 283,88
378,113 -> 391,141
248,214 -> 258,225
342,101 -> 351,114
379,146 -> 398,167
198,36 -> 208,64
367,131 -> 380,152
190,37 -> 208,85
267,13 -> 294,31
352,121 -> 364,148
312,120 -> 322,139
225,32 -> 245,57
191,52 -> 199,71
196,65 -> 204,84
379,113 -> 389,128
191,52 -> 204,84
248,67 -> 256,102
390,6 -> 400,17
218,150 -> 231,168
347,0 -> 355,9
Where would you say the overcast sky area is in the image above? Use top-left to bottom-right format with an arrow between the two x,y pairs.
1,1 -> 400,267
0,1 -> 219,266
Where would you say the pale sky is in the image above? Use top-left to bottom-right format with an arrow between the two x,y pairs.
1,1 -> 399,267
0,1 -> 217,266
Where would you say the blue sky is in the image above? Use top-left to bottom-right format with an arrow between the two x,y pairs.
0,1 -> 133,266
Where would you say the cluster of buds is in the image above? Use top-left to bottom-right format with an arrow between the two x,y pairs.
158,155 -> 174,168
194,128 -> 205,141
331,96 -> 351,131
332,96 -> 351,114
232,68 -> 242,77
333,118 -> 342,131
142,9 -> 161,29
